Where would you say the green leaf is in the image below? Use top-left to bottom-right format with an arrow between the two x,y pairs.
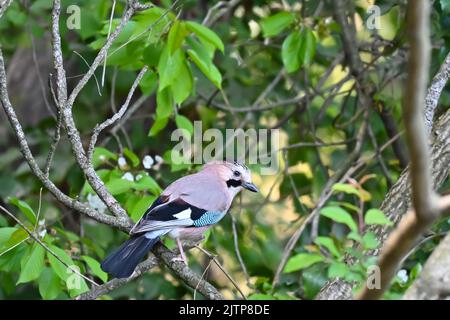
167,21 -> 188,54
281,27 -> 317,73
39,267 -> 61,300
344,270 -> 364,282
81,256 -> 108,283
320,206 -> 358,232
302,264 -> 328,299
284,253 -> 324,273
9,198 -> 36,225
365,209 -> 393,226
68,275 -> 89,297
347,231 -> 362,243
156,87 -> 174,118
6,7 -> 27,27
332,183 -> 360,197
282,31 -> 302,73
17,243 -> 45,284
47,245 -> 89,296
47,246 -> 74,281
171,60 -> 193,104
139,72 -> 158,96
362,232 -> 379,249
248,293 -> 276,300
30,0 -> 53,13
328,262 -> 349,278
105,178 -> 135,195
314,236 -> 340,258
93,147 -> 118,168
123,148 -> 140,167
299,27 -> 316,65
142,43 -> 163,67
0,227 -> 17,245
158,47 -> 184,91
131,196 -> 156,222
148,116 -> 169,137
175,115 -> 194,136
185,21 -> 224,53
273,293 -> 299,300
260,12 -> 295,37
186,37 -> 222,88
1,228 -> 28,252
0,215 -> 7,227
134,175 -> 162,195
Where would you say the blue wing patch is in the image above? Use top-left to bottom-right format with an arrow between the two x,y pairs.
193,211 -> 226,227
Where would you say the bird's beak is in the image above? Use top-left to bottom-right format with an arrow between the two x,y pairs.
242,182 -> 259,192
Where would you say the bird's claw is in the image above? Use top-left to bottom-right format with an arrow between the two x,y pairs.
171,255 -> 188,266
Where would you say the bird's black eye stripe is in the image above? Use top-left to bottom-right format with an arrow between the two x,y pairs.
227,179 -> 242,188
233,170 -> 241,177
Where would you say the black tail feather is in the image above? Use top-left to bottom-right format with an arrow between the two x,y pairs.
101,235 -> 158,278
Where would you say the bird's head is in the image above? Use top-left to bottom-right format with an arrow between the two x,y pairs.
203,160 -> 259,195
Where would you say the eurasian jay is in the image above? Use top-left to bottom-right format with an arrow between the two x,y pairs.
101,160 -> 259,278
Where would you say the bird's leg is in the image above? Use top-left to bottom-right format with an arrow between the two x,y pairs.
178,238 -> 188,265
171,238 -> 188,266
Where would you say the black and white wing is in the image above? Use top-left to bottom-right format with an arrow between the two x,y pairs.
130,197 -> 208,235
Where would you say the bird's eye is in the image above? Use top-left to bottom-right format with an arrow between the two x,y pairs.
233,170 -> 241,177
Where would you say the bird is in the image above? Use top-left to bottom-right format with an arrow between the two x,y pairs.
100,160 -> 259,278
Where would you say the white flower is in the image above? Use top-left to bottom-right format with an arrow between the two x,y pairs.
234,5 -> 245,18
38,229 -> 47,239
248,20 -> 260,38
87,193 -> 107,214
122,172 -> 134,182
153,155 -> 164,170
230,51 -> 244,66
397,269 -> 408,283
118,156 -> 127,169
155,155 -> 163,164
142,155 -> 154,169
135,174 -> 143,181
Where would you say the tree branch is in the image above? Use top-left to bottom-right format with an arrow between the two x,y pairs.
76,242 -> 225,300
75,255 -> 160,300
0,49 -> 130,231
87,66 -> 148,161
51,0 -> 132,221
357,0 -> 442,299
2,1 -> 225,300
424,52 -> 450,133
403,232 -> 450,299
357,196 -> 450,299
0,0 -> 13,19
317,105 -> 450,300
400,0 -> 436,220
318,1 -> 450,300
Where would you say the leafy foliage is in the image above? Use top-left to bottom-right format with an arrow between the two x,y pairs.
0,0 -> 449,300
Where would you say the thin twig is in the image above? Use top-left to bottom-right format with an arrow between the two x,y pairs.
1,49 -> 130,230
73,51 -> 102,96
195,245 -> 247,300
273,109 -> 370,288
0,204 -> 99,287
87,66 -> 148,162
231,213 -> 250,285
101,0 -> 116,88
194,258 -> 213,300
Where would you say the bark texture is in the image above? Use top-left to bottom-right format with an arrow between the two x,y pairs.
316,109 -> 450,299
